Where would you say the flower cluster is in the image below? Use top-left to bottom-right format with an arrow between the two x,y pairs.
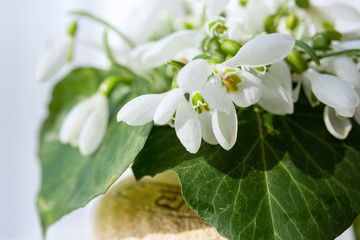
37,0 -> 360,155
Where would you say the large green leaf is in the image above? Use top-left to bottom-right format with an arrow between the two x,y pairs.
37,67 -> 152,233
133,98 -> 360,240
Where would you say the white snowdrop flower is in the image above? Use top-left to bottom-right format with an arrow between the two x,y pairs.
117,88 -> 238,153
122,0 -> 186,45
36,35 -> 74,82
206,17 -> 229,39
141,30 -> 206,68
59,92 -> 109,156
301,69 -> 360,118
323,106 -> 352,140
177,33 -> 295,113
257,61 -> 294,115
36,22 -> 77,82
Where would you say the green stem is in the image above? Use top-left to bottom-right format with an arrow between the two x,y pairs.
318,49 -> 360,59
103,30 -> 117,66
354,215 -> 360,240
98,76 -> 132,97
70,11 -> 135,48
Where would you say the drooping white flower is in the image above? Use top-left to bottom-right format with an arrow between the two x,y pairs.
301,69 -> 360,117
141,30 -> 206,68
59,92 -> 109,156
36,35 -> 74,82
177,33 -> 295,113
117,88 -> 238,153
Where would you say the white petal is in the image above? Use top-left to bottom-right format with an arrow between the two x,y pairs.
300,73 -> 319,107
206,0 -> 231,17
198,111 -> 218,145
331,56 -> 360,88
224,33 -> 295,68
229,71 -> 262,107
323,4 -> 360,22
200,82 -> 233,114
117,94 -> 165,126
324,106 -> 352,140
175,99 -> 202,154
79,94 -> 109,156
212,106 -> 238,150
36,36 -> 72,82
258,74 -> 293,115
59,95 -> 95,146
339,40 -> 360,50
304,69 -> 360,117
177,59 -> 213,92
141,30 -> 206,67
268,61 -> 292,94
153,89 -> 184,125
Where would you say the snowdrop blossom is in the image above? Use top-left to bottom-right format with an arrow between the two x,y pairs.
117,88 -> 238,153
36,35 -> 74,82
59,92 -> 109,156
300,69 -> 360,118
36,22 -> 77,82
177,33 -> 295,113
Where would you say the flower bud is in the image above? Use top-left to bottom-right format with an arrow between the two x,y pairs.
219,39 -> 241,57
240,0 -> 247,7
295,0 -> 310,9
265,15 -> 277,33
99,76 -> 131,97
68,21 -> 78,37
286,50 -> 309,74
323,30 -> 342,41
312,34 -> 329,50
286,14 -> 299,30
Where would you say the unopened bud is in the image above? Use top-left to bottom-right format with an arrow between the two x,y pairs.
265,15 -> 277,33
286,50 -> 309,74
295,0 -> 310,9
220,39 -> 241,57
68,21 -> 78,37
286,14 -> 299,30
99,76 -> 131,97
312,34 -> 329,50
323,30 -> 342,41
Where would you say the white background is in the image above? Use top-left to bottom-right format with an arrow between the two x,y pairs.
0,0 -> 359,239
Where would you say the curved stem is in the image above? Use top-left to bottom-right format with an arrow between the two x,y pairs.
70,11 -> 135,48
103,30 -> 117,66
318,49 -> 360,59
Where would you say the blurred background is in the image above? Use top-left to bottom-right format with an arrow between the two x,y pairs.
0,0 -> 359,239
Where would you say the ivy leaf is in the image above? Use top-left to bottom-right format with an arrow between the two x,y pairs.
37,67 -> 152,234
133,97 -> 360,240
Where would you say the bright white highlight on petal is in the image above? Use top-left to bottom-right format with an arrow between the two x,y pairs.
117,94 -> 165,126
154,89 -> 184,125
177,59 -> 213,92
212,107 -> 238,150
175,99 -> 202,154
142,30 -> 206,67
224,33 -> 295,68
324,106 -> 352,140
36,35 -> 73,82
